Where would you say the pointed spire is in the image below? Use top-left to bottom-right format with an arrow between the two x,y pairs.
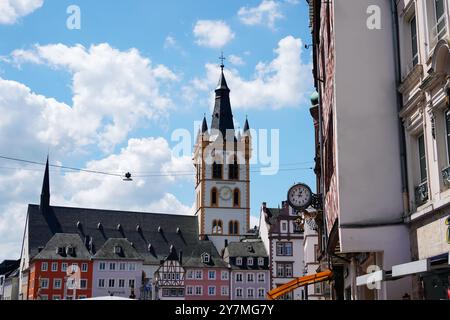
202,114 -> 208,133
40,156 -> 50,213
244,116 -> 250,132
211,55 -> 234,138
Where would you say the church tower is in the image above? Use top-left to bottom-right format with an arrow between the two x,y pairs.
193,60 -> 252,253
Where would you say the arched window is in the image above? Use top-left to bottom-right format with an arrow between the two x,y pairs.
229,220 -> 239,235
211,188 -> 218,207
212,220 -> 223,234
228,156 -> 239,180
233,188 -> 240,207
213,162 -> 223,179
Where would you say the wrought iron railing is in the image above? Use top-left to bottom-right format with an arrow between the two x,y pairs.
415,181 -> 429,206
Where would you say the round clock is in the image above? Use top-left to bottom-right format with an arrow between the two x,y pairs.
287,183 -> 312,210
219,186 -> 232,200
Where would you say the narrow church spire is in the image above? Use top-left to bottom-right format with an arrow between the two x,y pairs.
40,156 -> 50,213
202,114 -> 208,133
244,116 -> 250,133
211,54 -> 234,137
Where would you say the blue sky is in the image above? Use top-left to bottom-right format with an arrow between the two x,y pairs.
0,0 -> 314,260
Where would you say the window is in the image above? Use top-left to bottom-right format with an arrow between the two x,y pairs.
258,288 -> 265,298
81,263 -> 88,272
258,273 -> 265,282
187,270 -> 194,280
212,220 -> 223,234
236,257 -> 242,266
247,273 -> 254,283
119,262 -> 126,271
52,295 -> 61,300
195,270 -> 203,280
40,295 -> 48,300
276,263 -> 294,278
236,273 -> 243,282
211,188 -> 218,207
118,279 -> 125,288
410,15 -> 418,66
233,189 -> 240,207
247,288 -> 254,298
108,279 -> 115,288
221,286 -> 229,296
281,221 -> 288,232
212,162 -> 223,179
40,278 -> 49,289
78,295 -> 87,299
129,279 -> 135,288
61,263 -> 68,272
221,271 -> 228,280
53,279 -> 62,289
418,134 -> 427,183
98,279 -> 105,288
258,258 -> 264,266
435,0 -> 446,38
208,270 -> 216,280
80,279 -> 87,289
228,156 -> 239,180
276,242 -> 293,256
247,257 -> 253,266
186,286 -> 193,295
51,262 -> 58,272
70,263 -> 78,273
128,263 -> 136,271
99,262 -> 106,271
195,286 -> 203,295
208,286 -> 216,296
236,288 -> 243,298
229,221 -> 239,235
41,262 -> 48,272
109,262 -> 116,271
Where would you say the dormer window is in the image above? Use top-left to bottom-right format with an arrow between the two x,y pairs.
56,247 -> 65,255
236,257 -> 242,266
247,257 -> 254,266
66,246 -> 75,256
201,253 -> 210,264
258,257 -> 264,266
114,245 -> 122,255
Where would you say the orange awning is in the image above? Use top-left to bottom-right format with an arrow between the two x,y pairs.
267,269 -> 333,300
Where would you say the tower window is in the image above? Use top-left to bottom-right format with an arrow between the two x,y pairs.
212,220 -> 223,234
233,188 -> 240,207
229,220 -> 239,235
228,156 -> 239,180
213,162 -> 223,179
211,188 -> 218,207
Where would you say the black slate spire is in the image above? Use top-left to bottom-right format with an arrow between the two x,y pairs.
40,156 -> 50,213
243,117 -> 250,132
211,56 -> 234,138
202,114 -> 208,133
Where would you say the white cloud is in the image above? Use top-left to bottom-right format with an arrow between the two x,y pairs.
228,54 -> 245,66
190,35 -> 312,110
164,35 -> 177,49
193,20 -> 235,49
0,0 -> 43,25
10,43 -> 178,152
238,0 -> 283,29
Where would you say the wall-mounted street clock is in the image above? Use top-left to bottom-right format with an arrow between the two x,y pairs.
219,186 -> 232,200
287,183 -> 312,210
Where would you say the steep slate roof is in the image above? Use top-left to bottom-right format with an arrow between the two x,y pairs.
0,260 -> 20,277
211,69 -> 234,137
93,238 -> 143,261
263,207 -> 282,226
226,240 -> 268,258
183,241 -> 228,268
33,233 -> 91,260
27,204 -> 200,265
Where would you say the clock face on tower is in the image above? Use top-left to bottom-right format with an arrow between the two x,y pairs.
219,186 -> 232,200
287,183 -> 312,210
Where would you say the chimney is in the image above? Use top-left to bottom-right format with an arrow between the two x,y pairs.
179,250 -> 183,264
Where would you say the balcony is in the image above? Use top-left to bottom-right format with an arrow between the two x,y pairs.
442,166 -> 450,188
415,181 -> 429,206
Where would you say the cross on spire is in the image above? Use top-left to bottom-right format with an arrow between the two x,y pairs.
219,52 -> 226,70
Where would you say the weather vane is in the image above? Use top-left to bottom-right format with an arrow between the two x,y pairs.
219,52 -> 226,70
